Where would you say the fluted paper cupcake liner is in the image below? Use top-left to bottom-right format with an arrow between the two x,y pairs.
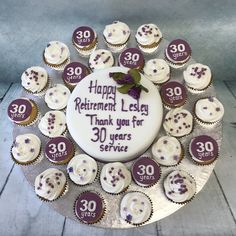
23,78 -> 51,97
36,181 -> 69,202
10,145 -> 43,166
43,55 -> 70,71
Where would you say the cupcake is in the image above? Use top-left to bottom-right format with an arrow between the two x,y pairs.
100,162 -> 131,194
163,108 -> 193,137
67,154 -> 98,186
131,156 -> 161,187
189,135 -> 219,165
44,84 -> 71,110
45,136 -> 75,165
183,63 -> 212,93
143,59 -> 170,85
165,39 -> 191,68
21,66 -> 49,95
120,191 -> 153,225
7,98 -> 39,126
163,170 -> 196,204
43,41 -> 70,70
103,21 -> 130,52
62,62 -> 90,90
118,48 -> 145,70
135,23 -> 162,54
35,168 -> 67,201
11,133 -> 41,165
74,191 -> 105,224
38,111 -> 66,138
88,49 -> 114,71
160,81 -> 187,109
152,136 -> 183,166
72,26 -> 98,56
194,97 -> 224,128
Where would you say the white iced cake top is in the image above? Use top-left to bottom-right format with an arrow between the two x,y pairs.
66,67 -> 163,162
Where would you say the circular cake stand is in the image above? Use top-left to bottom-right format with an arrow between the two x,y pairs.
13,34 -> 222,228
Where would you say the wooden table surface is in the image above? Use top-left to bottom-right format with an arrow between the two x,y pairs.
0,81 -> 236,236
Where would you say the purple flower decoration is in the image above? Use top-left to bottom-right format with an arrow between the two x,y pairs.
68,167 -> 73,173
25,138 -> 30,144
117,74 -> 134,85
208,96 -> 214,102
128,86 -> 141,100
126,214 -> 132,221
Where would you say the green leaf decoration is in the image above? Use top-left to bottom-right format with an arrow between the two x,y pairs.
110,72 -> 126,81
117,84 -> 134,94
139,85 -> 149,93
128,69 -> 141,84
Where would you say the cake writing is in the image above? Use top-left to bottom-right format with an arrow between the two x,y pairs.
74,78 -> 149,153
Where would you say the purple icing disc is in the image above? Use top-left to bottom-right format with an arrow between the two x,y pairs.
189,135 -> 218,163
7,98 -> 33,122
62,62 -> 89,84
119,48 -> 144,69
165,39 -> 191,62
74,191 -> 104,224
45,136 -> 74,163
132,156 -> 161,186
72,26 -> 96,47
160,81 -> 187,107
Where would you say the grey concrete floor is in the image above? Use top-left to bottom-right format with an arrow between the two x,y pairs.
0,0 -> 236,83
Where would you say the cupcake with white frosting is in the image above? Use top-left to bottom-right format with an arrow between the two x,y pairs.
164,170 -> 196,204
21,66 -> 49,95
35,168 -> 67,201
43,41 -> 70,70
194,96 -> 224,128
163,108 -> 193,137
67,154 -> 98,186
152,136 -> 183,166
89,49 -> 114,71
11,133 -> 41,165
143,59 -> 170,85
120,191 -> 153,225
72,26 -> 98,56
103,21 -> 130,52
100,162 -> 131,194
183,63 -> 212,93
38,111 -> 66,138
135,23 -> 162,54
45,84 -> 71,110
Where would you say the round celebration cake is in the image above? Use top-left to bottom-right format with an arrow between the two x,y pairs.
67,67 -> 163,162
7,21 -> 224,228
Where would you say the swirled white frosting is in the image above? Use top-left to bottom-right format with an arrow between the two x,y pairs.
44,41 -> 70,65
163,108 -> 193,137
183,63 -> 212,90
12,134 -> 41,163
38,111 -> 66,138
21,66 -> 48,93
152,136 -> 182,166
195,97 -> 224,123
120,192 -> 152,224
103,21 -> 130,45
89,49 -> 114,70
67,154 -> 97,185
45,84 -> 71,110
135,24 -> 162,46
35,168 -> 66,201
164,170 -> 196,203
143,59 -> 170,84
100,162 -> 131,194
